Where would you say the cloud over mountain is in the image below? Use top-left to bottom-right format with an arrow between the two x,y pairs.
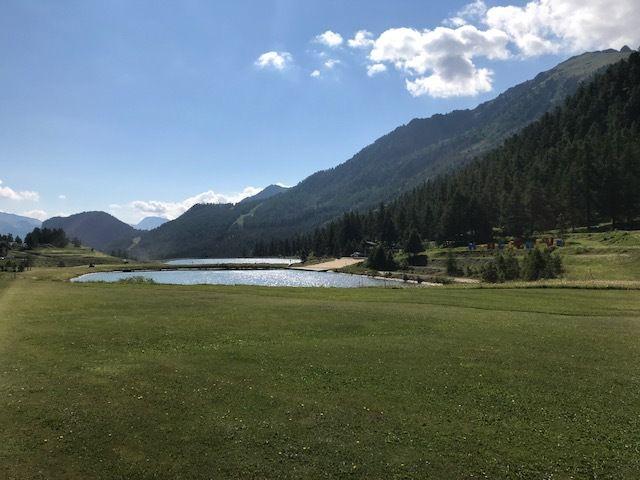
0,179 -> 39,201
303,0 -> 640,98
111,186 -> 263,223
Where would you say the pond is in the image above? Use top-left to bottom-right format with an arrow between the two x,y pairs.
165,258 -> 301,266
71,269 -> 393,288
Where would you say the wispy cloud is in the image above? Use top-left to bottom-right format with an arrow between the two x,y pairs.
367,63 -> 387,77
348,30 -> 375,49
23,209 -> 47,221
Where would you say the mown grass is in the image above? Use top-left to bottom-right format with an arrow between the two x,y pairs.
2,270 -> 639,479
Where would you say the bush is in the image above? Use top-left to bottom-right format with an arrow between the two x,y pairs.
404,229 -> 423,255
481,261 -> 499,283
117,276 -> 156,284
367,245 -> 397,271
446,250 -> 460,276
409,254 -> 428,266
522,249 -> 563,281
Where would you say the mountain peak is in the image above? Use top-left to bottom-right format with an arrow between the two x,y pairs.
242,184 -> 289,203
134,216 -> 168,231
43,211 -> 137,252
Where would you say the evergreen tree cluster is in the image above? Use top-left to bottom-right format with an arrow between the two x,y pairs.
258,53 -> 640,259
24,227 -> 69,249
480,249 -> 562,283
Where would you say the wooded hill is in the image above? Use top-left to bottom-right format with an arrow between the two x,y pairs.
261,52 -> 640,257
129,49 -> 632,259
43,211 -> 138,253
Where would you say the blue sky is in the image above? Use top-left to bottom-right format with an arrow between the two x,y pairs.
1,0 -> 638,223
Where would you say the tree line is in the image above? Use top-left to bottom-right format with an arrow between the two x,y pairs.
24,227 -> 69,249
255,53 -> 640,258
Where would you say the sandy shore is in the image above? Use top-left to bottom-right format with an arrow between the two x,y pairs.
292,257 -> 364,271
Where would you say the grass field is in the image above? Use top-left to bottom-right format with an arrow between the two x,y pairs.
2,266 -> 640,479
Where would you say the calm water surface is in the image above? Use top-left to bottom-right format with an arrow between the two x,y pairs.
72,269 -> 391,288
165,258 -> 301,265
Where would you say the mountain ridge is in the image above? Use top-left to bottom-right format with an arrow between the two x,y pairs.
128,49 -> 633,259
0,212 -> 42,238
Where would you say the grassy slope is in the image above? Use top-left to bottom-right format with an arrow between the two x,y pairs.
561,231 -> 640,281
9,246 -> 125,268
391,230 -> 640,285
2,270 -> 639,479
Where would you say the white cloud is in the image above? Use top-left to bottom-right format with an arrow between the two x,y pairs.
116,186 -> 263,223
315,30 -> 343,48
0,179 -> 40,201
255,51 -> 293,70
324,59 -> 340,69
484,0 -> 640,56
367,63 -> 387,76
444,0 -> 488,27
368,25 -> 509,97
406,63 -> 493,98
310,69 -> 321,78
23,209 -> 47,221
348,30 -> 375,48
58,194 -> 66,200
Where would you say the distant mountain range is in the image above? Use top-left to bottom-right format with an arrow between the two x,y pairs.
127,49 -> 634,259
133,216 -> 168,230
42,184 -> 289,253
32,49 -> 635,258
0,212 -> 41,238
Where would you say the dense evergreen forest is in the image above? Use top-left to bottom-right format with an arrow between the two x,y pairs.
257,53 -> 640,258
24,227 -> 69,249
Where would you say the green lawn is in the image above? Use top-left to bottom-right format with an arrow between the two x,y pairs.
2,270 -> 640,479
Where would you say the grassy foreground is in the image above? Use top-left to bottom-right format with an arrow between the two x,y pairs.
2,270 -> 640,479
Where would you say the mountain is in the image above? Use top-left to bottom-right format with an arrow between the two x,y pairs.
0,212 -> 41,238
133,216 -> 168,231
43,211 -> 138,252
268,51 -> 640,257
241,184 -> 288,203
131,49 -> 634,259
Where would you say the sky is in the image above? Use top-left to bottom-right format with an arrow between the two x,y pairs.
1,0 -> 639,224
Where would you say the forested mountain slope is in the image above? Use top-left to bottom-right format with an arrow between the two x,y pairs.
265,52 -> 640,257
132,49 -> 633,259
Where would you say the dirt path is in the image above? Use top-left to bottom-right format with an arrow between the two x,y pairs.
292,257 -> 364,271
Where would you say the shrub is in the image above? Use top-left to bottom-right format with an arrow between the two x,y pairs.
481,261 -> 499,283
446,250 -> 460,276
117,276 -> 156,284
367,244 -> 397,271
522,249 -> 563,281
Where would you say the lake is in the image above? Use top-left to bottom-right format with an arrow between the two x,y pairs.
71,269 -> 392,288
165,258 -> 301,266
